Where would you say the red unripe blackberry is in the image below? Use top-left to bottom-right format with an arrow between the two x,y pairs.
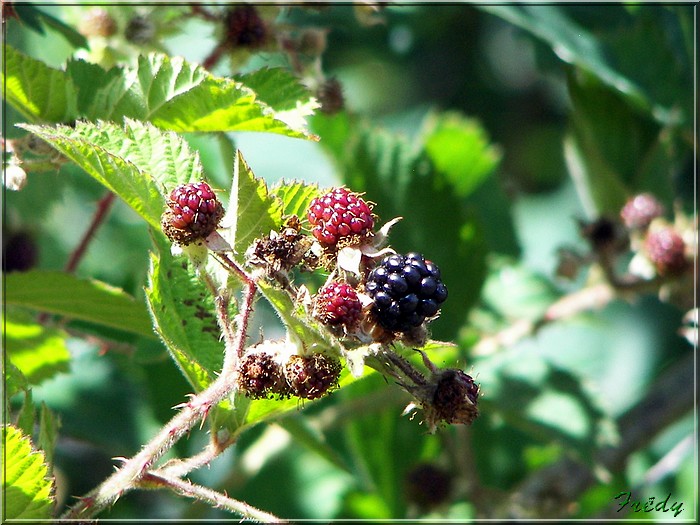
366,252 -> 448,333
307,187 -> 374,247
620,193 -> 664,229
237,351 -> 288,399
315,282 -> 362,327
645,227 -> 689,276
161,181 -> 224,245
284,354 -> 342,400
78,8 -> 117,38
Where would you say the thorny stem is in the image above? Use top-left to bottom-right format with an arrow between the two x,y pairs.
141,472 -> 288,523
60,252 -> 262,520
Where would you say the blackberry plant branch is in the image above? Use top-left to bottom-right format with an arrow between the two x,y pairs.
61,253 -> 261,520
140,472 -> 287,523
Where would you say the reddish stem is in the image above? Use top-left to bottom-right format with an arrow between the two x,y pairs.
64,191 -> 116,273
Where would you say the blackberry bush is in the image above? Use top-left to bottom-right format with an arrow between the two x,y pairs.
161,181 -> 224,245
307,187 -> 375,248
365,252 -> 448,333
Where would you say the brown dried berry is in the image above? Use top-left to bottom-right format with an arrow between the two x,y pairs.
317,77 -> 345,115
620,193 -> 664,230
432,369 -> 479,426
284,354 -> 342,400
645,227 -> 689,276
237,350 -> 288,399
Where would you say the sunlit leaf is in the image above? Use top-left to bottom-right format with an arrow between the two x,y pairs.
2,425 -> 55,520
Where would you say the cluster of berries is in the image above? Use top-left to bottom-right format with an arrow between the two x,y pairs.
237,342 -> 341,400
161,182 -> 477,428
562,192 -> 692,286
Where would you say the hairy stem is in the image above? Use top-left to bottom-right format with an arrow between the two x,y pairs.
141,472 -> 287,523
61,254 -> 258,520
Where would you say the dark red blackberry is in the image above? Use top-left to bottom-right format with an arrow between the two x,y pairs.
315,282 -> 362,327
306,187 -> 374,247
317,77 -> 345,115
237,351 -> 287,399
366,252 -> 448,333
405,464 -> 453,509
284,354 -> 342,400
645,227 -> 689,276
161,181 -> 224,245
620,193 -> 664,230
224,5 -> 267,48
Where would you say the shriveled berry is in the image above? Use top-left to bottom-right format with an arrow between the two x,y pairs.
645,227 -> 689,276
237,351 -> 288,399
161,181 -> 224,245
366,252 -> 448,333
315,282 -> 362,327
284,354 -> 342,400
432,369 -> 479,425
307,187 -> 374,248
621,193 -> 664,230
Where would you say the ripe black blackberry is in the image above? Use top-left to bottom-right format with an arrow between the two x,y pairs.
365,252 -> 448,333
161,181 -> 224,245
314,281 -> 362,328
224,5 -> 267,49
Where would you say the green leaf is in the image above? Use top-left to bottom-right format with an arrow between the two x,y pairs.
270,180 -> 322,220
14,5 -> 88,48
38,403 -> 60,471
5,361 -> 29,401
480,5 -> 674,123
15,391 -> 35,439
423,111 -> 501,198
224,150 -> 284,257
5,46 -> 318,138
4,309 -> 70,385
564,70 -> 664,216
238,67 -> 316,112
2,46 -> 78,123
5,271 -> 155,339
2,425 -> 55,521
19,119 -> 203,229
145,234 -> 225,391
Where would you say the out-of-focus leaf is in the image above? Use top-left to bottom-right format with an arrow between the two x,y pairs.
2,425 -> 55,521
14,5 -> 88,48
423,111 -> 501,198
6,270 -> 155,339
480,5 -> 678,124
4,309 -> 70,386
38,403 -> 60,470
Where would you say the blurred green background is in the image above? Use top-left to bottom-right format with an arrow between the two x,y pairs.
4,4 -> 695,520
